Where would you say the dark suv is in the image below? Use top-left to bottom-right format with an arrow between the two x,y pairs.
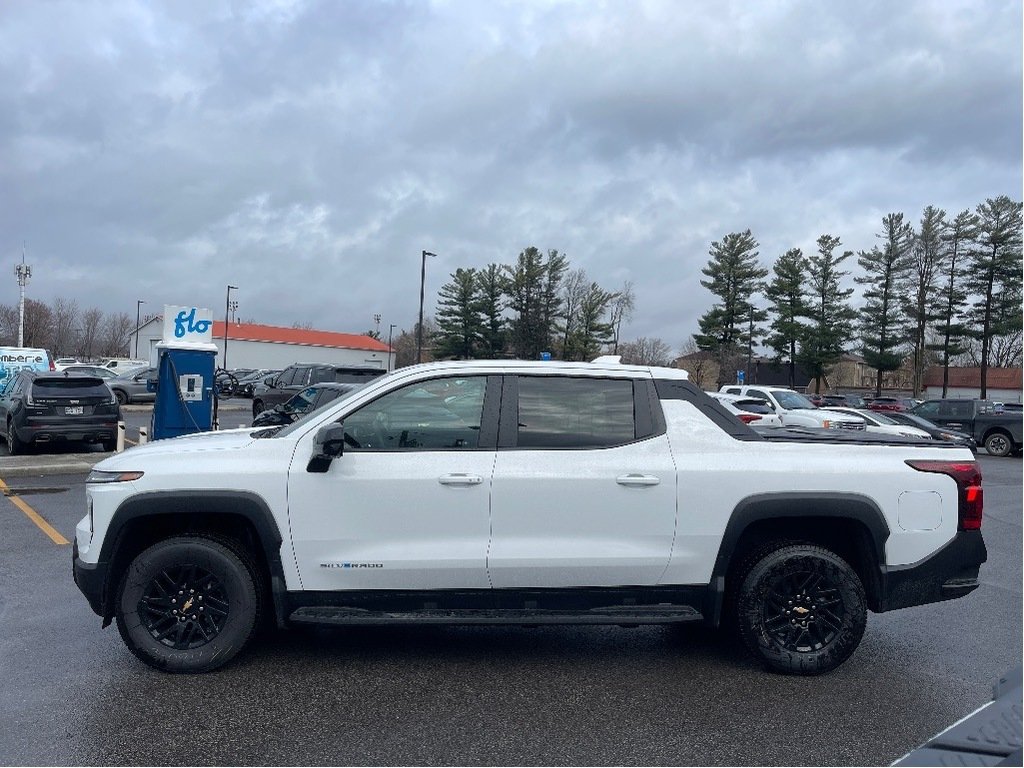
0,371 -> 121,454
252,363 -> 384,417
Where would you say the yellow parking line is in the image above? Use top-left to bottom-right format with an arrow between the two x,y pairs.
0,477 -> 70,546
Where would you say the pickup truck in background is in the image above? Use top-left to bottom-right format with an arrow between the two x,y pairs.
912,399 -> 1023,457
719,385 -> 866,431
74,360 -> 987,676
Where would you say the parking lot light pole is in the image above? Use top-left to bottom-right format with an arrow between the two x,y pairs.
387,323 -> 397,371
224,285 -> 238,369
135,300 -> 145,358
417,251 -> 436,364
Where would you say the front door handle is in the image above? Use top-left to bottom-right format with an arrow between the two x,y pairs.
616,474 -> 661,487
438,473 -> 483,486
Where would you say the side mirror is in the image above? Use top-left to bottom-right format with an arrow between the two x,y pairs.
307,423 -> 346,473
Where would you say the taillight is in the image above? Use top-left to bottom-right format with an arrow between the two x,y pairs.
737,413 -> 762,424
906,460 -> 983,530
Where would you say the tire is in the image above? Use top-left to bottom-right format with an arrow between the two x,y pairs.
731,542 -> 866,675
252,400 -> 265,417
984,431 -> 1013,458
115,536 -> 262,673
101,439 -> 117,452
6,419 -> 25,456
114,390 -> 128,406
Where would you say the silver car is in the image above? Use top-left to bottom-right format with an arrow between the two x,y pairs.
107,366 -> 157,405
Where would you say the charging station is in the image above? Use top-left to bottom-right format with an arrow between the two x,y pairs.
150,305 -> 218,440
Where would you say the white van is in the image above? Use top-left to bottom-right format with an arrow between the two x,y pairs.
0,347 -> 53,391
100,358 -> 148,372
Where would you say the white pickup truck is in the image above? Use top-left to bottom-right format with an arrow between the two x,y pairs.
74,360 -> 986,675
719,384 -> 866,430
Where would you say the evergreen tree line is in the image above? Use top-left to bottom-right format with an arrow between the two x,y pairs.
0,297 -> 138,359
428,246 -> 636,362
695,195 -> 1023,398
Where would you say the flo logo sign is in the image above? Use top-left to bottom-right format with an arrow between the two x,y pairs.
161,305 -> 214,345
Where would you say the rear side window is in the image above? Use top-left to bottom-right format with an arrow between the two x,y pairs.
310,367 -> 333,384
333,369 -> 382,384
32,378 -> 109,398
516,377 -> 634,449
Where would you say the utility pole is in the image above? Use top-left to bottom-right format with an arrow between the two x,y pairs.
387,323 -> 397,372
373,313 -> 381,338
224,285 -> 238,369
15,245 -> 31,347
135,300 -> 145,358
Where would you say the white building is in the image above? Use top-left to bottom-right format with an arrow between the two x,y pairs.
132,317 -> 394,371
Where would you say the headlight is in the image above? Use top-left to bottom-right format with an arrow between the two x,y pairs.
86,469 -> 144,483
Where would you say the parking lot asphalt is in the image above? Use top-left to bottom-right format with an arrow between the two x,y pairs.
0,451 -> 1020,765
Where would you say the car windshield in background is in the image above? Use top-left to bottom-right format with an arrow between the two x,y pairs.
774,391 -> 816,410
274,383 -> 368,438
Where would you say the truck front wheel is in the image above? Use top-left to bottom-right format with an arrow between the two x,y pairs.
115,536 -> 261,673
733,543 -> 866,675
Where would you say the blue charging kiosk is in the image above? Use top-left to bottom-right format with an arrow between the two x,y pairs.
150,305 -> 219,440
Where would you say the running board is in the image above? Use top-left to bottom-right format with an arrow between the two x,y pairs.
288,605 -> 703,626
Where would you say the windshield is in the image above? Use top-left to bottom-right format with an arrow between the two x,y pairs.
272,383 -> 368,438
773,391 -> 816,410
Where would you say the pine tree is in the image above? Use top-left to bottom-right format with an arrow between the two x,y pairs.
764,248 -> 809,389
798,235 -> 858,392
434,268 -> 483,359
902,206 -> 948,396
476,263 -> 506,358
927,209 -> 976,397
967,195 -> 1024,398
693,230 -> 768,386
503,247 -> 567,359
566,282 -> 616,361
857,213 -> 915,396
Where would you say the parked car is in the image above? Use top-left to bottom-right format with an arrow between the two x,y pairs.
707,392 -> 783,426
820,407 -> 933,440
252,382 -> 363,427
884,412 -> 978,454
805,393 -> 824,407
866,396 -> 918,413
912,398 -> 1023,457
53,357 -> 82,370
821,393 -> 868,409
61,364 -> 120,379
253,363 -> 386,417
107,367 -> 158,405
718,385 -> 865,431
235,369 -> 280,398
1,370 -> 120,454
75,358 -> 986,675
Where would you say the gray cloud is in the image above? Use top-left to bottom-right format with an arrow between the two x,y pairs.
1,0 -> 1020,351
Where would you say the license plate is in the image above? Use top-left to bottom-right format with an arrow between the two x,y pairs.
65,406 -> 83,415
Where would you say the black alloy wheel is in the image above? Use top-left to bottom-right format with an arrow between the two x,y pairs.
732,543 -> 866,675
116,536 -> 261,673
137,564 -> 229,650
984,432 -> 1012,458
6,419 -> 24,456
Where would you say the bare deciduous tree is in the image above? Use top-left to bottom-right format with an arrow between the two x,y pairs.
618,337 -> 672,366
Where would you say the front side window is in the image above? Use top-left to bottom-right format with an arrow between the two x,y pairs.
517,376 -> 635,449
342,376 -> 486,451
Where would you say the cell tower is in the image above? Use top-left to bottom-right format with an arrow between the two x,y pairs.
15,246 -> 31,347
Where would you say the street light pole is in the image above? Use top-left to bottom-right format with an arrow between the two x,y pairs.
387,323 -> 397,372
224,285 -> 238,369
135,300 -> 145,358
417,250 -> 436,364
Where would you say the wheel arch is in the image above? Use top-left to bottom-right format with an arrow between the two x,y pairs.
98,491 -> 286,627
705,492 -> 890,623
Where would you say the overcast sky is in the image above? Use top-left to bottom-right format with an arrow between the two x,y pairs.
2,0 -> 1021,351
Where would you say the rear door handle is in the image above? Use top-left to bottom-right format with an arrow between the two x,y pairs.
438,473 -> 483,486
616,474 -> 661,487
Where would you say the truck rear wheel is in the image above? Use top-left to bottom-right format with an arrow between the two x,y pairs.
115,536 -> 261,673
984,431 -> 1012,458
733,543 -> 866,675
